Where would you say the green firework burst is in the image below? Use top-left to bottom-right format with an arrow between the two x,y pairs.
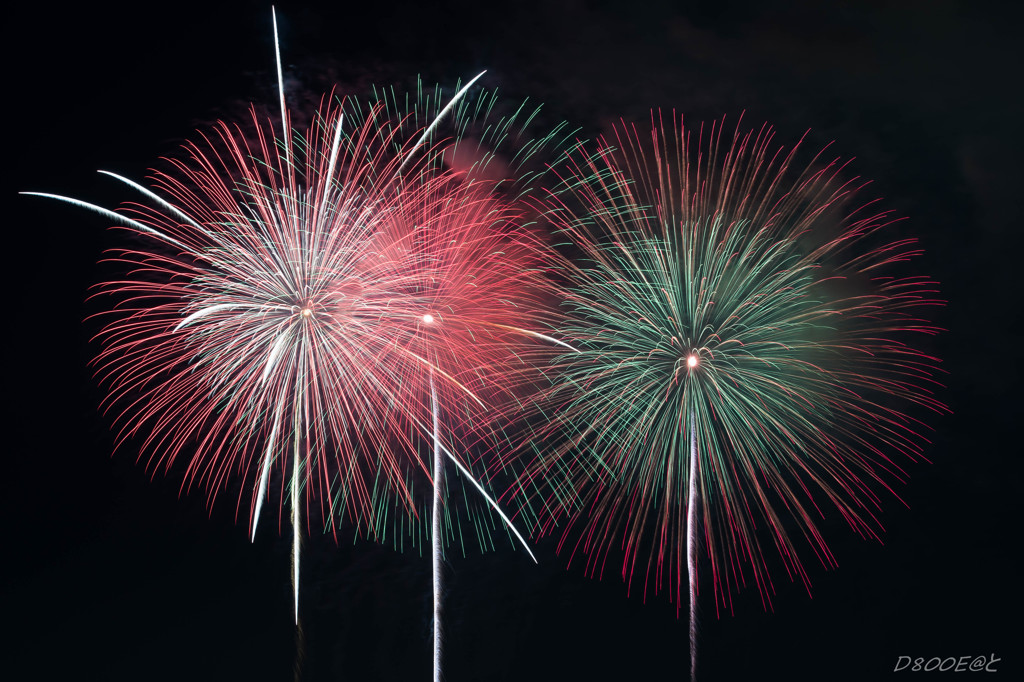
521,114 -> 946,617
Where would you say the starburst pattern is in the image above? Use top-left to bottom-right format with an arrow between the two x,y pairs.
78,96 -> 443,552
520,114 -> 946,625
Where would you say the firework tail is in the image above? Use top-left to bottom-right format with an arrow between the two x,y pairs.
292,369 -> 303,624
430,369 -> 444,682
687,409 -> 698,680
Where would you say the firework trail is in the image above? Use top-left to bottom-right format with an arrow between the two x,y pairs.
521,113 -> 946,679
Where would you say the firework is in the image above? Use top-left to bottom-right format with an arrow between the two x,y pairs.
21,6 -> 552,629
521,113 -> 946,678
362,173 -> 548,680
24,92 -> 452,620
345,81 -> 573,682
335,72 -> 573,555
22,12 -> 575,679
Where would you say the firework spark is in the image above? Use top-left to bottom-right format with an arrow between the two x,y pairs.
521,113 -> 946,678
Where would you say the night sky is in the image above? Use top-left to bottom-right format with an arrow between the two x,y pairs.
9,1 -> 1021,680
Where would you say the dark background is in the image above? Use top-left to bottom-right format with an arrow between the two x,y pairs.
8,1 -> 1021,680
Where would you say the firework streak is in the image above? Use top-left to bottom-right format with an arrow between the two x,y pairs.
519,112 -> 946,678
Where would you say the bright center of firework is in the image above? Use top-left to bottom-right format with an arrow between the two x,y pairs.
687,355 -> 698,368
301,307 -> 312,318
422,314 -> 435,324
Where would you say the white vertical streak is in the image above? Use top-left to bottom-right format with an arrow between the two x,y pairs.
291,348 -> 304,625
252,411 -> 281,541
430,371 -> 444,682
271,7 -> 290,169
687,410 -> 699,681
292,423 -> 301,625
325,113 -> 344,188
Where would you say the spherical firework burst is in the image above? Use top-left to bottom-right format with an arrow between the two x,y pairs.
31,92 -> 451,622
521,113 -> 946,678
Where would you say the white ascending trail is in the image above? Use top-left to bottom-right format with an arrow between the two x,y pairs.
430,371 -> 444,682
425,365 -> 539,682
291,363 -> 304,625
687,411 -> 699,681
292,425 -> 302,624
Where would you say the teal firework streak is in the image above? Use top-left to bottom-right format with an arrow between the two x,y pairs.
521,113 -> 946,651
